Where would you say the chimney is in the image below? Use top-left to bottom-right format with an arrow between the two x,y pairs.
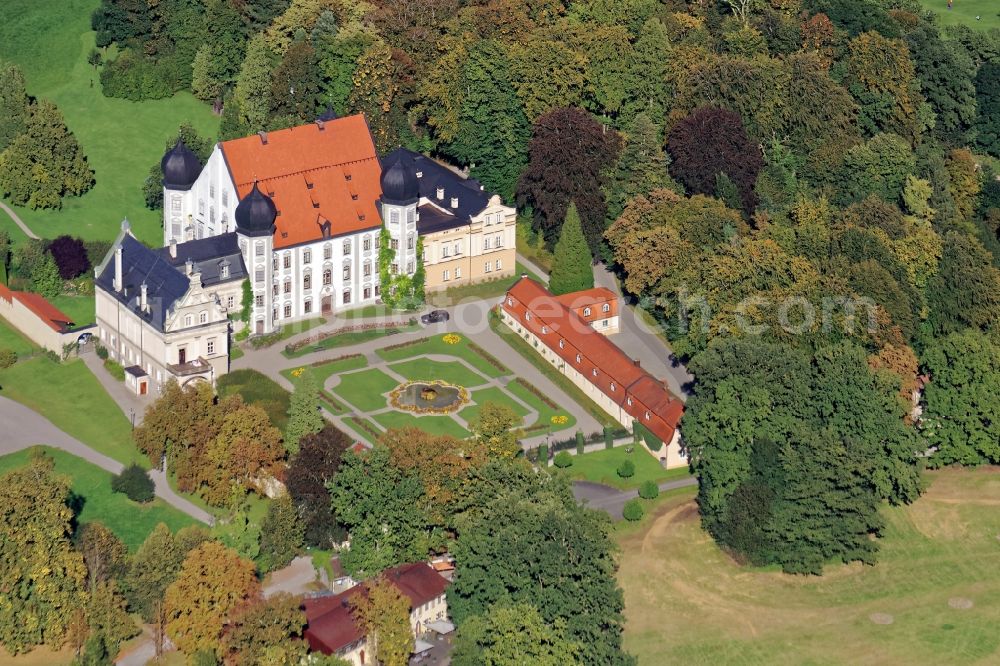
315,119 -> 325,130
436,187 -> 444,200
258,131 -> 268,145
114,246 -> 123,292
520,273 -> 527,280
634,358 -> 641,367
140,281 -> 148,312
169,238 -> 177,259
185,258 -> 194,276
450,197 -> 458,209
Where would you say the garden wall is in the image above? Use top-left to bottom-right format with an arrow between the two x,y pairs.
0,284 -> 94,354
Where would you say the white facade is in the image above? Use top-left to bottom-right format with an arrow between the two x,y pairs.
164,149 -> 239,245
381,200 -> 419,279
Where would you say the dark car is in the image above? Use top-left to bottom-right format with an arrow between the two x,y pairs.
420,309 -> 450,324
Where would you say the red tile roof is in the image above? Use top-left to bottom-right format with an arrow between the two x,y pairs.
502,278 -> 683,444
554,287 -> 618,323
303,562 -> 448,655
0,284 -> 73,331
220,115 -> 382,250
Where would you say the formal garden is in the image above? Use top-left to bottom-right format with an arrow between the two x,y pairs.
281,333 -> 579,444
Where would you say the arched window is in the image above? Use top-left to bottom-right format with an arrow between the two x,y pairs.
575,353 -> 582,363
627,397 -> 633,407
343,290 -> 351,304
602,302 -> 611,313
583,307 -> 592,317
541,326 -> 548,334
592,368 -> 598,377
323,244 -> 332,260
303,272 -> 311,290
610,382 -> 616,392
283,303 -> 291,318
323,269 -> 332,286
558,339 -> 565,349
645,411 -> 650,420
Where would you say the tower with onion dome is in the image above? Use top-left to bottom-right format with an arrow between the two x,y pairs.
160,140 -> 203,246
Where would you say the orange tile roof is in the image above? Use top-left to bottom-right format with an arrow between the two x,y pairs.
0,284 -> 72,331
554,287 -> 618,324
502,278 -> 683,444
220,115 -> 382,249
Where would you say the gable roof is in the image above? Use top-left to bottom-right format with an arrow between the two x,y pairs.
95,235 -> 192,332
303,562 -> 448,655
502,278 -> 683,444
220,115 -> 382,249
0,283 -> 73,331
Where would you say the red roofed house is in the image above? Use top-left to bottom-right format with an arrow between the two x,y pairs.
160,113 -> 516,335
554,286 -> 620,335
303,562 -> 450,664
500,277 -> 686,467
0,283 -> 91,354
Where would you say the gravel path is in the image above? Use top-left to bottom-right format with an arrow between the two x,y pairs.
0,200 -> 39,239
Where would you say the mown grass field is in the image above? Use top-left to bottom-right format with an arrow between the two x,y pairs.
564,446 -> 684,490
0,446 -> 195,550
217,369 -> 291,431
619,467 -> 1000,664
0,354 -> 144,466
918,0 -> 1000,29
0,0 -> 219,246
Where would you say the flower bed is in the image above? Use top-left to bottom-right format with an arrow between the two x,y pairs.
514,377 -> 559,410
284,320 -> 413,355
443,333 -> 461,344
468,340 -> 509,373
381,336 -> 431,354
388,380 -> 470,415
309,353 -> 364,368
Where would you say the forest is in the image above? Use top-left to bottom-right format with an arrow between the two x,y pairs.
89,0 -> 1000,581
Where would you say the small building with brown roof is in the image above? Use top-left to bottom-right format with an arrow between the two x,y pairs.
0,283 -> 92,354
554,286 -> 620,335
500,277 -> 686,467
303,562 -> 449,664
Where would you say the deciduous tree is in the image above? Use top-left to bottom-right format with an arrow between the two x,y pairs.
257,495 -> 304,573
0,62 -> 28,152
285,374 -> 324,455
468,401 -> 522,458
926,231 -> 1000,335
76,522 -> 127,593
219,593 -> 307,666
164,541 -> 260,657
122,523 -> 211,623
286,424 -> 352,548
349,577 -> 414,666
452,602 -> 581,666
48,235 -> 91,280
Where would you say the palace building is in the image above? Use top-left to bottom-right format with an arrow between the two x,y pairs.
500,277 -> 686,467
159,113 -> 515,335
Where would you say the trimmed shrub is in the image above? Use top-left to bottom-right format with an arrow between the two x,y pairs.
575,430 -> 585,454
623,499 -> 644,521
103,359 -> 125,381
617,459 -> 635,479
0,348 -> 17,368
111,463 -> 155,503
553,451 -> 573,468
537,443 -> 549,466
639,480 -> 659,500
95,344 -> 109,360
604,426 -> 614,449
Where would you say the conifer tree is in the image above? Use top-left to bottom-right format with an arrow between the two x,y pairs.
605,113 -> 678,221
548,203 -> 594,295
285,374 -> 324,455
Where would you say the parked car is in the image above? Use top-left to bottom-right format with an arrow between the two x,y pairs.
77,332 -> 93,346
420,309 -> 450,324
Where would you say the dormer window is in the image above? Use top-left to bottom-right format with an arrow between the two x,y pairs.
525,313 -> 531,321
583,307 -> 592,317
575,353 -> 582,363
592,368 -> 598,377
645,411 -> 650,420
220,263 -> 230,279
558,339 -> 565,349
603,303 -> 611,313
507,297 -> 513,306
627,397 -> 633,406
541,326 -> 548,334
436,187 -> 444,200
416,171 -> 423,178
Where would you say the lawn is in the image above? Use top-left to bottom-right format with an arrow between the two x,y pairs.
426,262 -> 544,307
917,0 -> 1000,29
330,368 -> 401,412
505,378 -> 577,431
563,446 -> 679,490
0,317 -> 37,357
0,355 -> 144,465
619,467 -> 1000,664
50,293 -> 96,328
280,354 -> 368,388
388,357 -> 488,388
459,386 -> 532,426
0,446 -> 195,550
217,369 -> 291,431
0,0 -> 219,247
376,334 -> 510,378
281,322 -> 420,358
372,410 -> 470,439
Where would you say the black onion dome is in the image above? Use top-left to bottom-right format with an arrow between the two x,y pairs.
234,183 -> 277,237
161,140 -> 202,190
380,149 -> 419,205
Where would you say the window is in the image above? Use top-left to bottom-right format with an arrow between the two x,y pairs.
255,268 -> 264,283
304,300 -> 312,314
627,397 -> 633,406
442,246 -> 450,258
284,303 -> 291,318
610,382 -> 616,392
407,209 -> 415,224
343,239 -> 351,255
210,206 -> 215,223
283,254 -> 291,269
323,244 -> 332,260
199,311 -> 207,324
575,353 -> 582,363
323,269 -> 332,285
525,312 -> 531,320
390,210 -> 399,225
583,307 -> 592,317
363,237 -> 371,251
390,238 -> 399,251
484,261 -> 491,273
374,235 -> 380,249
199,199 -> 205,215
391,263 -> 398,274
272,284 -> 279,296
207,339 -> 215,355
406,260 -> 414,273
455,267 -> 461,278
645,411 -> 650,420
171,196 -> 181,212
407,236 -> 414,250
454,242 -> 460,255
303,273 -> 311,290
602,320 -> 608,327
222,190 -> 228,207
484,237 -> 491,250
363,286 -> 371,299
443,269 -> 450,281
221,264 -> 229,279
541,326 -> 548,334
559,339 -> 565,349
343,264 -> 351,280
255,294 -> 264,307
602,303 -> 611,313
592,368 -> 598,377
184,314 -> 193,327
303,249 -> 311,264
495,233 -> 502,247
227,295 -> 235,309
363,262 -> 371,277
495,259 -> 502,271
209,184 -> 215,198
507,297 -> 513,306
273,257 -> 278,271
343,290 -> 351,304
255,243 -> 264,257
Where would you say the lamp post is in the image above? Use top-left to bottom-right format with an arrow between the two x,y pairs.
129,407 -> 135,430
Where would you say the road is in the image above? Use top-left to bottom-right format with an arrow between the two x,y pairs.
0,200 -> 39,239
0,396 -> 213,524
572,476 -> 698,519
